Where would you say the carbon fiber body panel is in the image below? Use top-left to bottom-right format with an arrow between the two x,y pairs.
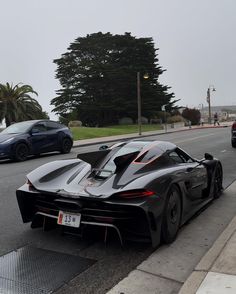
0,246 -> 95,294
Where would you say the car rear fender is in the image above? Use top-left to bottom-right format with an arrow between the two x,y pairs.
136,181 -> 183,248
58,130 -> 72,141
27,159 -> 85,189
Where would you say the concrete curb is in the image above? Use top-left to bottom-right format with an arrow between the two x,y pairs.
72,125 -> 229,148
179,182 -> 236,293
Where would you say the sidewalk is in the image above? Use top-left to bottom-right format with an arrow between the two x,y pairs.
179,181 -> 236,294
107,181 -> 236,294
72,122 -> 231,148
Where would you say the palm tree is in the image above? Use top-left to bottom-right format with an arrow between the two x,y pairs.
0,83 -> 46,126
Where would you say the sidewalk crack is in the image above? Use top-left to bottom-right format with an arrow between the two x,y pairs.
136,268 -> 183,285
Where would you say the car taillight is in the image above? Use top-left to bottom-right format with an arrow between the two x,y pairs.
232,122 -> 236,130
114,189 -> 155,199
26,179 -> 36,190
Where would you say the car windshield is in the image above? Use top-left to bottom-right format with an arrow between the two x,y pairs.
97,142 -> 147,177
1,121 -> 34,134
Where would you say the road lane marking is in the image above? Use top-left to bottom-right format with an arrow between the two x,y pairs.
175,133 -> 216,144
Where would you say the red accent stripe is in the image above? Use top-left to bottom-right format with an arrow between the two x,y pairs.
58,212 -> 63,224
132,142 -> 161,165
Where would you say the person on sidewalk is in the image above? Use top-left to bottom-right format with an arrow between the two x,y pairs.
214,112 -> 220,126
200,117 -> 204,126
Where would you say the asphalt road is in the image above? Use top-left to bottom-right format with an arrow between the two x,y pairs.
0,126 -> 236,293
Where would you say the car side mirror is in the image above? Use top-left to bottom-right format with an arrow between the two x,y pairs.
204,153 -> 213,160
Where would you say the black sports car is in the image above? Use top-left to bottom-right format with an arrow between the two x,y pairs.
16,140 -> 223,247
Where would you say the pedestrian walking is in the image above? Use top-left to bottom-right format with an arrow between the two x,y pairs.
200,117 -> 204,126
214,112 -> 220,126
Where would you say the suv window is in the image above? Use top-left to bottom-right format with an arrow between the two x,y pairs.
46,121 -> 62,130
32,123 -> 47,133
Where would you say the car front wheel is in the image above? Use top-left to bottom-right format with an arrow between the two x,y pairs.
60,137 -> 72,154
13,143 -> 29,161
213,164 -> 223,198
161,185 -> 182,244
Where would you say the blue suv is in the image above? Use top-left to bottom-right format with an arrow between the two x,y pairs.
0,120 -> 73,161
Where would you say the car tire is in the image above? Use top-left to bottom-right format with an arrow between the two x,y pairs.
231,140 -> 236,148
161,185 -> 182,244
13,143 -> 29,161
213,164 -> 223,199
60,137 -> 72,154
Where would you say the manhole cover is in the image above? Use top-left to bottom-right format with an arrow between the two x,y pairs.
0,246 -> 95,294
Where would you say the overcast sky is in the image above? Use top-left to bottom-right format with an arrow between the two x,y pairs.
1,0 -> 236,120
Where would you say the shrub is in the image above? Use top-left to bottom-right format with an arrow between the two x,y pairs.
182,108 -> 201,125
135,116 -> 148,124
119,117 -> 133,125
68,120 -> 83,127
151,111 -> 171,123
150,118 -> 162,124
167,115 -> 184,124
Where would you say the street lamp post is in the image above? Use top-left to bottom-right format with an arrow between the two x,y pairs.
161,104 -> 168,132
206,85 -> 216,124
137,72 -> 142,135
137,72 -> 149,136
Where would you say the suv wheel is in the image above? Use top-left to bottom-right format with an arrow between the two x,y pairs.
13,143 -> 29,161
60,138 -> 72,154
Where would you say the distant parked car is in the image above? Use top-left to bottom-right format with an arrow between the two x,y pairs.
231,121 -> 236,148
0,120 -> 73,161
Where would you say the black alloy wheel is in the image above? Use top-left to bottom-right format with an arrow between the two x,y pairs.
213,164 -> 223,199
231,140 -> 236,148
13,143 -> 29,161
60,137 -> 72,154
161,185 -> 182,244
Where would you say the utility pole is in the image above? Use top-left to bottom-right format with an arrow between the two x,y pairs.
137,72 -> 142,135
206,85 -> 216,124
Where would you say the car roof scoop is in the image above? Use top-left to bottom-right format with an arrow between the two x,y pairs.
114,151 -> 139,172
77,149 -> 111,168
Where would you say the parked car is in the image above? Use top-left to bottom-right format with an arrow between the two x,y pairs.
0,120 -> 73,161
231,121 -> 236,148
16,140 -> 223,247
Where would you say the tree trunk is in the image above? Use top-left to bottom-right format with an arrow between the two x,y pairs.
5,116 -> 11,127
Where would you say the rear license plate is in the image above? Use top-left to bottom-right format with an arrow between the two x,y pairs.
57,211 -> 81,228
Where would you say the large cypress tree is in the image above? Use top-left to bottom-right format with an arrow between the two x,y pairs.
52,32 -> 175,126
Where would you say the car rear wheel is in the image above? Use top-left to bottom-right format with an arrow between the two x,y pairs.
60,137 -> 72,154
13,143 -> 29,161
231,140 -> 236,148
161,185 -> 182,244
213,164 -> 223,199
